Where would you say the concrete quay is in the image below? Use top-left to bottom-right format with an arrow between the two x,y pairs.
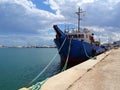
67,49 -> 120,90
20,48 -> 120,90
67,48 -> 120,90
39,48 -> 120,90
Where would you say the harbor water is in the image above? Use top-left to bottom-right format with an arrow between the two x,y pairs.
0,48 -> 61,90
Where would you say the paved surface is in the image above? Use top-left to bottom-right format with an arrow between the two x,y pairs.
40,50 -> 111,90
20,49 -> 120,90
68,48 -> 120,90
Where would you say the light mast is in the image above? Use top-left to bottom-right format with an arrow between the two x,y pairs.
76,7 -> 85,32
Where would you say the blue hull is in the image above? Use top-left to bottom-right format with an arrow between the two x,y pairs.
53,25 -> 106,64
54,37 -> 105,64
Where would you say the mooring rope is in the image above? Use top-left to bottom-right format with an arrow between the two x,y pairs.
62,38 -> 72,71
27,37 -> 67,88
82,43 -> 92,59
28,78 -> 48,90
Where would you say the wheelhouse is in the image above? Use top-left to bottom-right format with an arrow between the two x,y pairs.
65,28 -> 92,44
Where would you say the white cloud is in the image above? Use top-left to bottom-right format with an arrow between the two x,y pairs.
0,0 -> 64,34
0,0 -> 64,46
83,25 -> 120,43
0,33 -> 55,46
0,0 -> 120,46
40,0 -> 120,44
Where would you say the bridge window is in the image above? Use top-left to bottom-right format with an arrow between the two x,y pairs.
78,34 -> 84,38
68,34 -> 84,38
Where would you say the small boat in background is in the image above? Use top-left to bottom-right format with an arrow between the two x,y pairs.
53,7 -> 106,65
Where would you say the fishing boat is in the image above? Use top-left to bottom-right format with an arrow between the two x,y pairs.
53,7 -> 106,65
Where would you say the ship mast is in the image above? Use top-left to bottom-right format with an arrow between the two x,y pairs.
76,7 -> 85,32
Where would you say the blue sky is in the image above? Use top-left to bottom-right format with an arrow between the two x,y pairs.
0,0 -> 120,46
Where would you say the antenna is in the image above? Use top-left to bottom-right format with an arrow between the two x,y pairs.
76,7 -> 86,32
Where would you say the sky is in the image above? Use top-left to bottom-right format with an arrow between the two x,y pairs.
0,0 -> 120,46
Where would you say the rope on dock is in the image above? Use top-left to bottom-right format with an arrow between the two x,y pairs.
62,38 -> 72,71
27,37 -> 67,89
28,78 -> 48,90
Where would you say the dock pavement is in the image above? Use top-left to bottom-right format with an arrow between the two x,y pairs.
40,48 -> 120,90
20,48 -> 120,90
67,48 -> 120,90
